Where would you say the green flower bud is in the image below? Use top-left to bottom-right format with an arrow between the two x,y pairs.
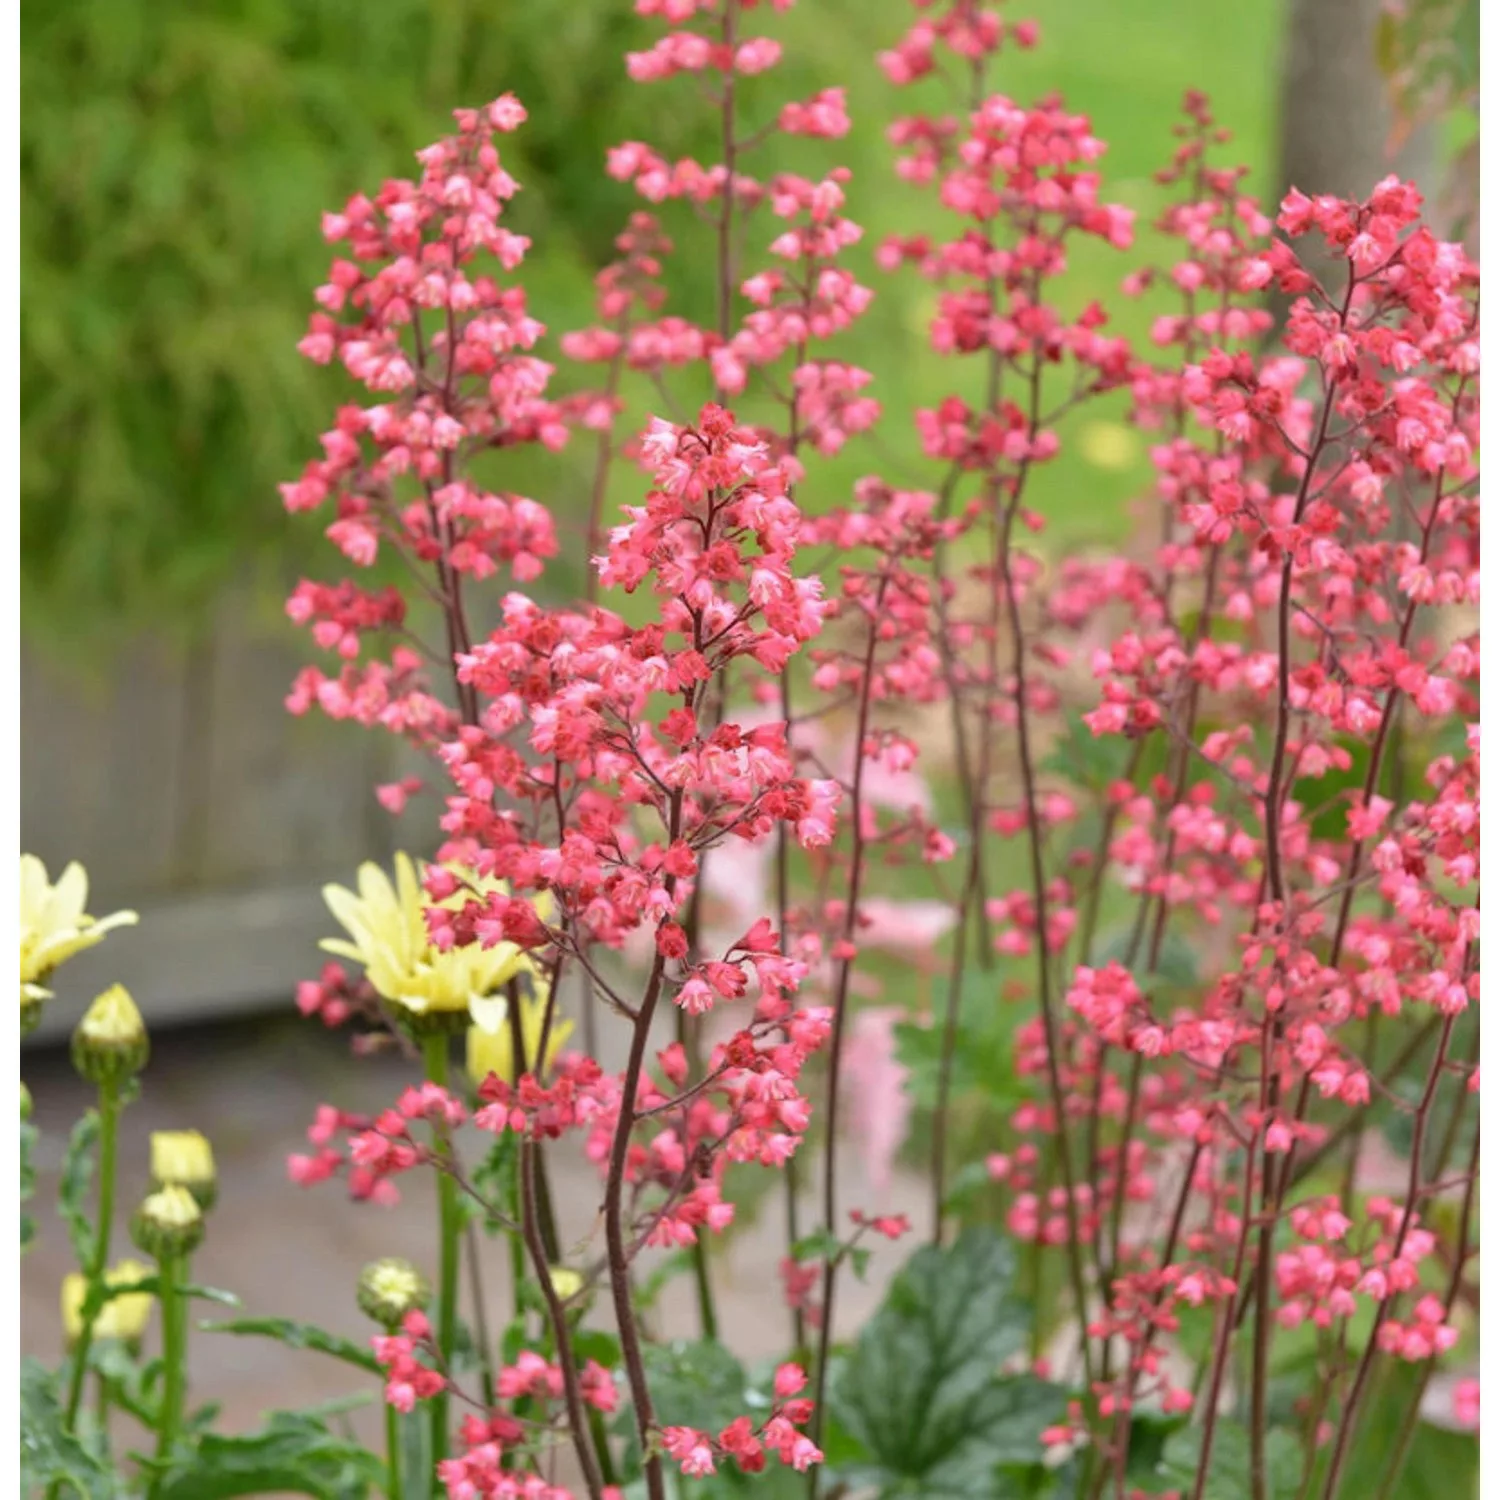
357,1257 -> 431,1329
21,984 -> 48,1038
71,985 -> 149,1086
20,1082 -> 32,1122
151,1130 -> 217,1213
131,1184 -> 204,1261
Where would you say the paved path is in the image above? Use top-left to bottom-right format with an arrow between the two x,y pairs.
22,1011 -> 928,1457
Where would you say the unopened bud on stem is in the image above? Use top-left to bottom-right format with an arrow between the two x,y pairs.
131,1184 -> 204,1261
357,1257 -> 431,1329
71,985 -> 149,1086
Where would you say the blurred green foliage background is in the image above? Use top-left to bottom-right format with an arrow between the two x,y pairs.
22,0 -> 1287,647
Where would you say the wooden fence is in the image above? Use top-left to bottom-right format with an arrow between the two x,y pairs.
21,591 -> 406,1042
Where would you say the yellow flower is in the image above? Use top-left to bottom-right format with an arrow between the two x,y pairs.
466,979 -> 573,1087
321,853 -> 549,1033
151,1130 -> 217,1211
20,854 -> 137,1004
62,1259 -> 154,1345
1077,421 -> 1138,473
547,1265 -> 584,1303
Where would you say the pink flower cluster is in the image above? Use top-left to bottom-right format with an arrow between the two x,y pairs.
661,1363 -> 821,1477
276,1 -> 1480,1496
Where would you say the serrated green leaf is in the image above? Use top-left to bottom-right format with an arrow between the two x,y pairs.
1093,926 -> 1199,990
151,1410 -> 382,1499
59,1111 -> 100,1265
19,1358 -> 114,1499
829,1228 -> 1062,1495
642,1339 -> 751,1435
82,1275 -> 238,1324
198,1316 -> 381,1374
90,1339 -> 156,1425
467,1132 -> 519,1236
1153,1422 -> 1302,1499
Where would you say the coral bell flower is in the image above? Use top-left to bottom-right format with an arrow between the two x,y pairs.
320,853 -> 547,1035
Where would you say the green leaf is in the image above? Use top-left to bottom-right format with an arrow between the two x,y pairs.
633,1249 -> 693,1315
1303,1365 -> 1478,1500
90,1339 -> 156,1425
198,1316 -> 381,1374
1153,1422 -> 1302,1499
467,1132 -> 519,1235
1094,926 -> 1199,991
19,1358 -> 113,1499
59,1111 -> 100,1264
82,1275 -> 239,1324
151,1410 -> 383,1499
571,1326 -> 623,1370
1040,713 -> 1134,792
830,1228 -> 1063,1496
619,1470 -> 806,1500
180,1283 -> 242,1307
642,1339 -> 753,1435
789,1228 -> 838,1261
941,1158 -> 994,1211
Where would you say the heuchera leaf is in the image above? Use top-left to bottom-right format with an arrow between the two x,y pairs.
829,1228 -> 1066,1496
1153,1422 -> 1302,1499
642,1339 -> 752,1436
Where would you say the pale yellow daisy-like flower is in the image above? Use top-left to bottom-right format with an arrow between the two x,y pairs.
466,977 -> 573,1087
20,855 -> 138,1004
61,1259 -> 154,1345
321,853 -> 550,1033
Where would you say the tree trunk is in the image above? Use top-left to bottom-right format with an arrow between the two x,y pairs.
1274,0 -> 1437,320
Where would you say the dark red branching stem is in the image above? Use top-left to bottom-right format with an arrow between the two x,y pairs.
603,786 -> 686,1500
521,1139 -> 608,1500
1007,349 -> 1095,1392
807,577 -> 890,1498
1317,1014 -> 1457,1500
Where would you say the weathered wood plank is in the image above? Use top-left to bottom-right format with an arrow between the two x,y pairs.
22,879 -> 343,1045
20,639 -> 190,907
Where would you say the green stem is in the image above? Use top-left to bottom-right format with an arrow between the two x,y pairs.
463,1219 -> 496,1408
62,1079 -> 120,1430
153,1253 -> 187,1473
385,1401 -> 404,1500
509,1227 -> 527,1326
95,1371 -> 110,1436
423,1032 -> 460,1466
